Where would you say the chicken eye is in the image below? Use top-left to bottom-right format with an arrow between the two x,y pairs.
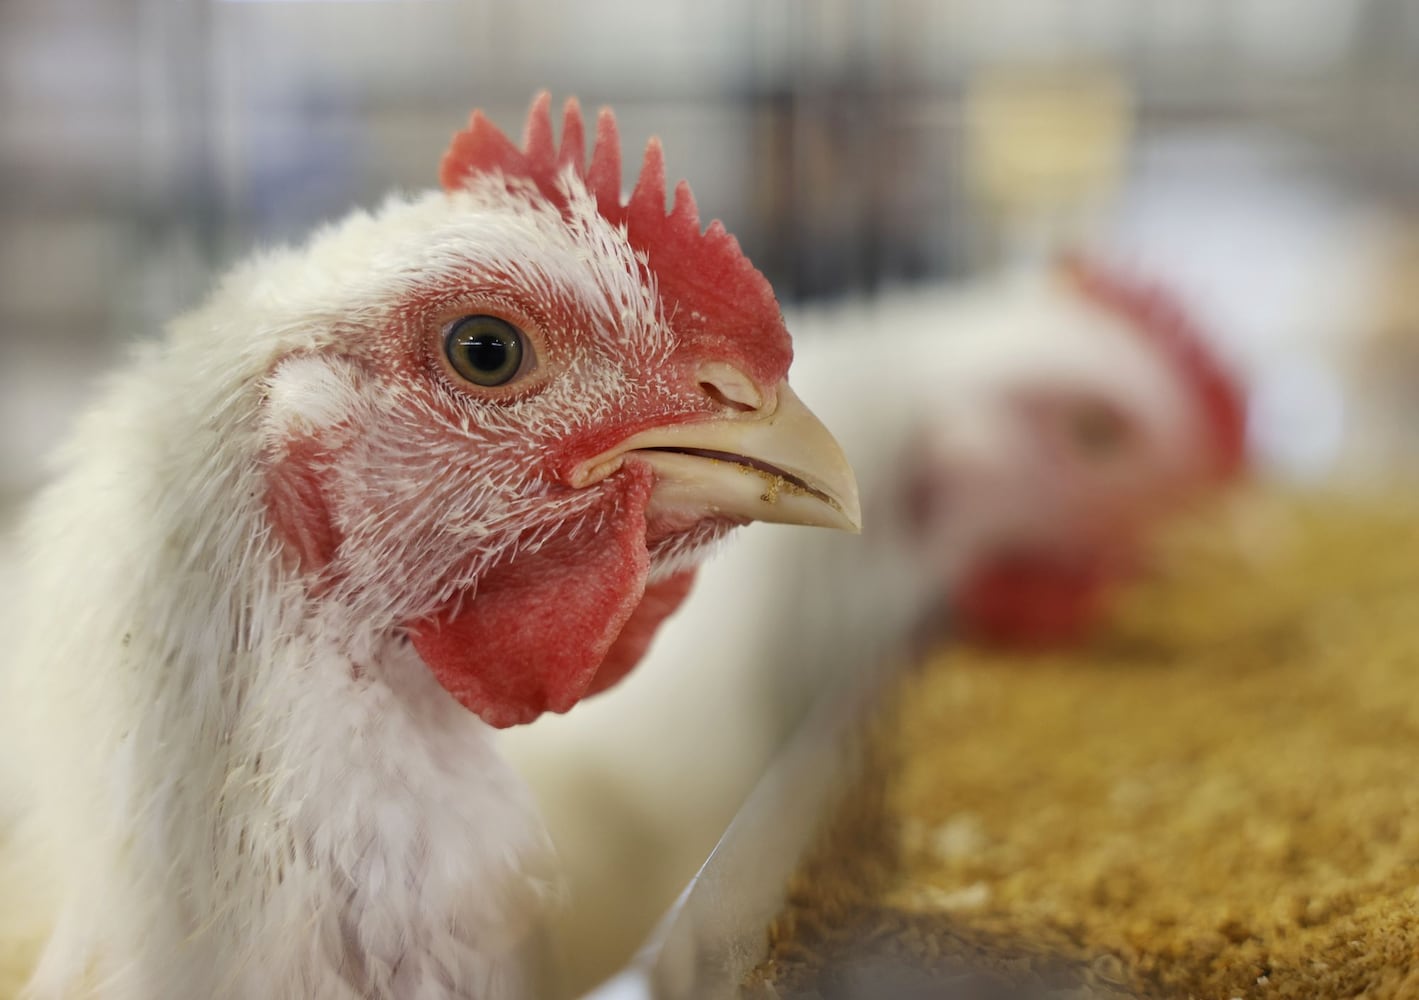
1071,402 -> 1130,458
444,315 -> 528,387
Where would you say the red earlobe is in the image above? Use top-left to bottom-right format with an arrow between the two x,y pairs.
266,438 -> 340,574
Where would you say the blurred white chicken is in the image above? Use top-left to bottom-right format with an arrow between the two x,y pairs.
501,259 -> 1247,993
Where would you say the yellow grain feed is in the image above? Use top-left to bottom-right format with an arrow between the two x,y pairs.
753,493 -> 1419,999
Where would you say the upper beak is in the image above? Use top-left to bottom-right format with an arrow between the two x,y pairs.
570,381 -> 861,533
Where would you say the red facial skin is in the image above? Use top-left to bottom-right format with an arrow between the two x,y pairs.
264,94 -> 794,728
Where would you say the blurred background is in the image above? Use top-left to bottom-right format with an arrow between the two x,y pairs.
4,0 -> 1419,504
7,3 -> 1419,995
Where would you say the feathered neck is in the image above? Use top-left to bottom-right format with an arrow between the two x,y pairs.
3,309 -> 556,999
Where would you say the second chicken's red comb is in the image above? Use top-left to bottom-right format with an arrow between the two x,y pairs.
440,93 -> 789,383
1059,255 -> 1247,480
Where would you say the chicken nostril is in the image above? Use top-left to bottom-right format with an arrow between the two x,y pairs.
699,381 -> 757,413
696,362 -> 763,414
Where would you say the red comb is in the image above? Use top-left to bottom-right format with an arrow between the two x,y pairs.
440,93 -> 790,383
1059,255 -> 1247,480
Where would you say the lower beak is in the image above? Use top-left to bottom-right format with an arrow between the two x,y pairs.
570,382 -> 862,533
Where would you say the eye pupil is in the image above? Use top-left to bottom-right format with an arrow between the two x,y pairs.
444,315 -> 526,387
1074,405 -> 1127,456
464,334 -> 510,373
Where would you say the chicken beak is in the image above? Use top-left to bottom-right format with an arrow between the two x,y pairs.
571,381 -> 862,533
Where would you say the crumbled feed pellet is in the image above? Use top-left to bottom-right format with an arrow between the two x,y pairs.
751,493 -> 1419,999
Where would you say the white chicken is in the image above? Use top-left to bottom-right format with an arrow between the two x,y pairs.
503,259 -> 1247,992
0,94 -> 860,1000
